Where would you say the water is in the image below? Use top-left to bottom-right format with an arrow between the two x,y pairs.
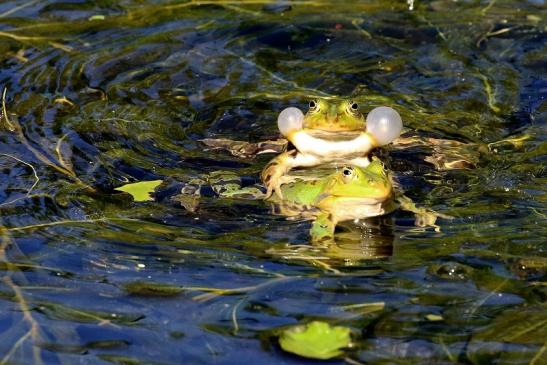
0,1 -> 545,364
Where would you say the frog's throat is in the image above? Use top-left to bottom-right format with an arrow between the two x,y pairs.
288,129 -> 378,157
316,196 -> 389,221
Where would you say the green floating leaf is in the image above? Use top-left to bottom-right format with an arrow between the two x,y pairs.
425,314 -> 444,322
123,281 -> 183,297
88,15 -> 106,21
115,180 -> 163,202
279,321 -> 351,360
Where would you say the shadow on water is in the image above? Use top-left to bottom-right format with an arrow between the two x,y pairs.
0,0 -> 545,364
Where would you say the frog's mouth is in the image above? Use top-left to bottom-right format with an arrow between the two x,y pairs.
307,129 -> 364,141
317,194 -> 391,208
289,129 -> 377,157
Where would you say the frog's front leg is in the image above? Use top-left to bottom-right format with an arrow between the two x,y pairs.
261,152 -> 319,198
397,194 -> 452,232
310,212 -> 337,244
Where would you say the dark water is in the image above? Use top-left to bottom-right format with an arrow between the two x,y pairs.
0,1 -> 545,364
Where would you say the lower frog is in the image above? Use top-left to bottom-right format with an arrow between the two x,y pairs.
266,158 -> 448,243
172,158 -> 449,243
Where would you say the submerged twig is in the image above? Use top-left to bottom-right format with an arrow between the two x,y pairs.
487,134 -> 530,151
55,134 -> 75,175
481,0 -> 497,15
0,0 -> 41,18
0,31 -> 51,42
1,87 -> 94,191
7,217 -> 141,232
530,341 -> 547,365
477,73 -> 500,113
189,275 -> 293,302
0,226 -> 44,365
465,278 -> 509,321
0,153 -> 40,197
350,19 -> 372,39
476,26 -> 514,48
1,277 -> 44,365
1,87 -> 15,131
231,298 -> 245,334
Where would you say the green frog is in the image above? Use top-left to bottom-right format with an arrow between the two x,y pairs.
268,158 -> 448,243
261,99 -> 402,198
270,158 -> 395,243
172,158 -> 447,243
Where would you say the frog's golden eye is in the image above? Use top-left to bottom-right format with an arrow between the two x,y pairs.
346,101 -> 359,115
308,100 -> 320,112
342,167 -> 354,177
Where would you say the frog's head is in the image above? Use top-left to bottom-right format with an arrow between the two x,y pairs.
323,159 -> 392,202
303,99 -> 365,131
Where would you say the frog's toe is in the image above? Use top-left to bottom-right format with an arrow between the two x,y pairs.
414,209 -> 452,231
261,166 -> 286,199
264,178 -> 284,199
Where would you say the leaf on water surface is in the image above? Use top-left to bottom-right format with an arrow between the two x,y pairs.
425,314 -> 444,321
114,180 -> 163,202
278,321 -> 351,360
88,15 -> 106,21
123,281 -> 183,297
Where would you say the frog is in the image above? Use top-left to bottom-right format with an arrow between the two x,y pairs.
269,158 -> 447,242
170,158 -> 448,243
261,99 -> 402,198
269,158 -> 394,243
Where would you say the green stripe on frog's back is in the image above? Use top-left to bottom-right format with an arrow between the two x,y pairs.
276,178 -> 330,205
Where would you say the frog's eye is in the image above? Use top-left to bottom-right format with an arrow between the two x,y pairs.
346,101 -> 360,115
342,167 -> 355,178
308,100 -> 320,112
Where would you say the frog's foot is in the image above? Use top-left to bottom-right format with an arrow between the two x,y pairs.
172,183 -> 203,212
414,209 -> 453,232
397,195 -> 452,232
261,150 -> 297,199
310,212 -> 336,244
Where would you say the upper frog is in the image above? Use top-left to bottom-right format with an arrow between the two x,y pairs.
261,99 -> 402,198
303,99 -> 364,131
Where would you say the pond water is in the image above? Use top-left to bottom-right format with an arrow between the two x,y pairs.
0,1 -> 545,364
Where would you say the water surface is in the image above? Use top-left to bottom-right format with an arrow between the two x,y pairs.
0,1 -> 545,364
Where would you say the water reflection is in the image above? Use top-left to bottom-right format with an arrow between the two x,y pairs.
266,216 -> 395,270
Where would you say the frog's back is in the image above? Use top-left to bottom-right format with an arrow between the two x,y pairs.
278,179 -> 328,206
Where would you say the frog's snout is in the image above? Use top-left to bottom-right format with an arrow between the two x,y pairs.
326,116 -> 339,125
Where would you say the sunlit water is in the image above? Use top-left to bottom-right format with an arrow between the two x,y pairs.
0,1 -> 545,364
